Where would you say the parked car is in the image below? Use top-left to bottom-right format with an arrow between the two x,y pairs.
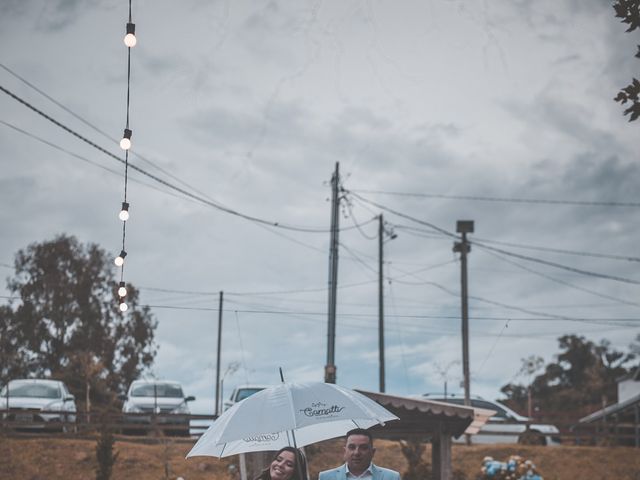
223,384 -> 269,411
119,380 -> 194,436
0,379 -> 77,432
420,393 -> 561,445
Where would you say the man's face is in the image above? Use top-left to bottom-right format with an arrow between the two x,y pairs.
344,434 -> 375,474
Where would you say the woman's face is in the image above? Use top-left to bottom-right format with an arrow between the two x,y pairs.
269,450 -> 296,480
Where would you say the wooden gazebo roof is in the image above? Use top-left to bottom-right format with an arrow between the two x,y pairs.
357,390 -> 493,440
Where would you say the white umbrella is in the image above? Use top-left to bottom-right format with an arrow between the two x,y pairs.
187,381 -> 398,458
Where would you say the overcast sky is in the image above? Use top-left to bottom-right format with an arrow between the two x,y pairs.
1,0 -> 639,414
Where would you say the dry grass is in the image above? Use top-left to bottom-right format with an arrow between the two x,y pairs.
1,434 -> 640,480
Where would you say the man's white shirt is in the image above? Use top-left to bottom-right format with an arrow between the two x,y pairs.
345,463 -> 373,480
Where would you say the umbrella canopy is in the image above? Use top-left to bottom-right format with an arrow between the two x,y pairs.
187,382 -> 398,458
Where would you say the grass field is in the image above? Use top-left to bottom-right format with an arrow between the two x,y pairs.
1,434 -> 639,480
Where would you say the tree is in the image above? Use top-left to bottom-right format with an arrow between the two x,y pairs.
1,234 -> 157,404
501,335 -> 635,420
613,0 -> 640,121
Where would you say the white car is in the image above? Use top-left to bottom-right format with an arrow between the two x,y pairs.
223,384 -> 269,411
0,379 -> 77,432
420,393 -> 561,445
120,380 -> 194,436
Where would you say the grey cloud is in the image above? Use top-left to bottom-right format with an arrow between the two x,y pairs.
561,154 -> 638,199
34,0 -> 92,32
0,0 -> 28,17
184,99 -> 310,149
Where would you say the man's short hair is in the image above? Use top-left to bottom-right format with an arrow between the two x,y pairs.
345,428 -> 373,445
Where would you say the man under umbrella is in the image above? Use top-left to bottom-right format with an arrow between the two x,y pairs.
318,428 -> 401,480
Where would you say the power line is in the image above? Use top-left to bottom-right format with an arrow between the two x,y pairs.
1,120 -> 376,258
1,120 -> 215,207
346,190 -> 456,238
140,278 -> 380,297
142,305 -> 640,322
349,191 -> 640,286
339,242 -> 379,277
0,62 -> 217,201
473,236 -> 640,263
474,319 -> 511,376
142,304 -> 640,337
480,247 -> 640,308
472,240 -> 640,286
349,188 -> 640,208
392,223 -> 640,264
0,83 -> 346,234
344,196 -> 377,240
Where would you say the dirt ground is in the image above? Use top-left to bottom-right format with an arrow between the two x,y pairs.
1,434 -> 640,480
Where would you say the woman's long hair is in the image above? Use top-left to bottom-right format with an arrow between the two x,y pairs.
254,447 -> 308,480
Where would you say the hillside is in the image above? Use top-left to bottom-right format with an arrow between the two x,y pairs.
2,434 -> 640,480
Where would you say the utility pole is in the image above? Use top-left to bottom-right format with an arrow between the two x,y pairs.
453,221 -> 473,410
324,162 -> 340,383
325,162 -> 340,384
377,215 -> 396,393
378,214 -> 385,392
215,290 -> 223,416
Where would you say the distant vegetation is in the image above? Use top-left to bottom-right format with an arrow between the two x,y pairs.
501,333 -> 639,420
0,234 -> 157,407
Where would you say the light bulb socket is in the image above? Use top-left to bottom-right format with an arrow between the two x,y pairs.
121,201 -> 130,212
123,128 -> 132,140
119,250 -> 127,259
126,22 -> 136,35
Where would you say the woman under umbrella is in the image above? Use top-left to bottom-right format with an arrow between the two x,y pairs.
255,447 -> 308,480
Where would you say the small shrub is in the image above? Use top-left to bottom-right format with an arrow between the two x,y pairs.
95,419 -> 119,480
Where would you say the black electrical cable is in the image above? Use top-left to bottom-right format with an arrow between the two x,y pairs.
349,188 -> 640,208
0,84 -> 335,233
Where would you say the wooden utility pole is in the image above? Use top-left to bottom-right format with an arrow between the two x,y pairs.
215,291 -> 223,416
325,162 -> 340,384
378,214 -> 385,392
454,220 -> 473,445
453,221 -> 473,409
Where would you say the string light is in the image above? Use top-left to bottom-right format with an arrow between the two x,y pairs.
124,22 -> 137,47
119,201 -> 130,221
115,0 -> 136,311
119,299 -> 129,312
114,250 -> 127,267
119,128 -> 132,150
118,281 -> 128,298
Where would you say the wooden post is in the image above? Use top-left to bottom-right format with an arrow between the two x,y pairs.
431,422 -> 452,480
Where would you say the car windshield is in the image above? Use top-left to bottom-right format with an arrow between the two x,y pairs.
131,384 -> 184,398
236,388 -> 264,401
1,383 -> 60,399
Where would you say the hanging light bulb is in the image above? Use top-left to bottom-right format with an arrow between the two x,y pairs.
124,22 -> 137,48
118,281 -> 128,298
119,300 -> 129,312
120,128 -> 132,150
119,201 -> 130,221
114,250 -> 127,267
